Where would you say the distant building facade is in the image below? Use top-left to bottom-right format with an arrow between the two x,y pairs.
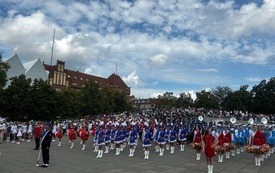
44,60 -> 131,95
130,98 -> 157,110
4,54 -> 48,87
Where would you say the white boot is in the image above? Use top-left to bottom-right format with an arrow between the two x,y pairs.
100,150 -> 103,158
207,165 -> 211,173
255,158 -> 258,166
58,141 -> 61,146
104,146 -> 109,153
261,155 -> 264,161
70,142 -> 74,148
94,145 -> 98,152
155,145 -> 159,152
218,155 -> 221,162
241,147 -> 244,152
231,150 -> 235,156
170,146 -> 174,153
221,155 -> 224,162
96,150 -> 100,158
80,140 -> 83,144
159,148 -> 163,156
147,151 -> 149,159
257,157 -> 261,166
197,153 -> 201,160
128,149 -> 132,157
144,151 -> 147,159
110,143 -> 114,150
166,144 -> 169,150
115,148 -> 120,155
82,144 -> 85,150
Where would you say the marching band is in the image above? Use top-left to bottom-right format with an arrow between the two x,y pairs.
0,112 -> 275,173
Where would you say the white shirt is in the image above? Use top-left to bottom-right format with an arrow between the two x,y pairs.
0,123 -> 6,130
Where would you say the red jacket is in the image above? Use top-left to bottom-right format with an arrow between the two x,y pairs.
80,129 -> 89,141
68,129 -> 76,140
253,130 -> 264,146
260,131 -> 266,144
224,132 -> 231,143
194,130 -> 202,143
34,126 -> 42,138
217,133 -> 224,146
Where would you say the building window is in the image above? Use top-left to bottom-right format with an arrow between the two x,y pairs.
74,76 -> 77,79
67,75 -> 70,78
80,78 -> 83,80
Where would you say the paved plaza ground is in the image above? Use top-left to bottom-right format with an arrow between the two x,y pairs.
0,136 -> 274,173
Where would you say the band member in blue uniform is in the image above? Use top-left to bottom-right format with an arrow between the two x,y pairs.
178,124 -> 187,151
128,125 -> 138,157
157,125 -> 166,156
142,126 -> 152,159
168,124 -> 177,154
96,126 -> 105,158
104,125 -> 111,153
40,122 -> 52,167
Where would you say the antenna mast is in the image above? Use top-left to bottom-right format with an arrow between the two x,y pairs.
115,64 -> 118,75
50,28 -> 55,66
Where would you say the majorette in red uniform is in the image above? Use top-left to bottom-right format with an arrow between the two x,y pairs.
80,126 -> 89,150
193,126 -> 202,160
216,130 -> 225,162
224,128 -> 232,159
252,125 -> 266,166
68,125 -> 76,148
55,127 -> 63,146
203,129 -> 217,173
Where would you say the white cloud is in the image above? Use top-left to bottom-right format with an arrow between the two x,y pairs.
150,54 -> 168,66
0,0 -> 275,99
197,68 -> 219,73
122,70 -> 140,87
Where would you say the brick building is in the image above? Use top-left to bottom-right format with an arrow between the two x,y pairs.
44,60 -> 130,95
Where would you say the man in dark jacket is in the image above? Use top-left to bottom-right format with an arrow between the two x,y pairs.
40,122 -> 52,167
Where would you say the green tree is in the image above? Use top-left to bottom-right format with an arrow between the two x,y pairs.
55,88 -> 82,118
113,91 -> 129,113
99,87 -> 115,114
80,81 -> 101,115
211,86 -> 233,109
250,78 -> 275,114
28,79 -> 57,120
176,92 -> 194,108
156,92 -> 177,109
0,59 -> 10,88
2,75 -> 32,121
223,85 -> 251,112
195,90 -> 219,109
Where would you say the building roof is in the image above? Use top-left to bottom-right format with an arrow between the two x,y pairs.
44,62 -> 130,91
107,73 -> 128,88
66,69 -> 108,89
4,54 -> 47,87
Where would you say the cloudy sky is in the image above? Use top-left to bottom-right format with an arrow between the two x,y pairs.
0,0 -> 275,99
